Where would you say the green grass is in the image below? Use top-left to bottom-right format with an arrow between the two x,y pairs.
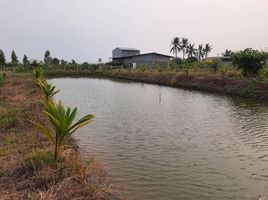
0,108 -> 18,130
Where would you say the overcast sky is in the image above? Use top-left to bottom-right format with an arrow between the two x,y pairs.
1,0 -> 268,63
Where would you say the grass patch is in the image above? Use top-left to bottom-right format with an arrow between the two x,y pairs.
0,108 -> 18,130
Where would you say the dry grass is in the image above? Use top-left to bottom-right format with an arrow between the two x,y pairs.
0,73 -> 123,200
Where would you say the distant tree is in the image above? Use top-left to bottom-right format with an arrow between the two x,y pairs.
23,54 -> 30,66
0,50 -> 6,66
71,59 -> 76,65
198,44 -> 204,61
181,38 -> 189,59
186,43 -> 197,58
51,57 -> 60,65
222,49 -> 233,57
31,60 -> 40,68
44,50 -> 52,65
232,48 -> 268,76
60,59 -> 68,65
170,37 -> 181,58
11,50 -> 19,66
203,44 -> 212,58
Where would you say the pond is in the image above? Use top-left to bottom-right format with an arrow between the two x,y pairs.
50,77 -> 268,200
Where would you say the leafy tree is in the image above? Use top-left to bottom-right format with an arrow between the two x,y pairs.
198,44 -> 204,61
23,54 -> 30,66
203,44 -> 212,58
223,49 -> 232,57
60,59 -> 68,65
232,48 -> 268,76
186,43 -> 197,58
170,37 -> 181,58
0,50 -> 6,66
71,59 -> 76,65
34,100 -> 94,161
11,50 -> 18,66
181,38 -> 189,59
51,57 -> 60,65
44,50 -> 52,65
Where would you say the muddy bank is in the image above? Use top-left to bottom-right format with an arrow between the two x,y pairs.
98,70 -> 268,101
0,73 -> 123,200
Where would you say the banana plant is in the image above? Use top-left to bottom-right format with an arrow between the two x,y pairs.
33,100 -> 94,161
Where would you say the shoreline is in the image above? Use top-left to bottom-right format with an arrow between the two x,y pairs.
0,73 -> 123,200
44,69 -> 268,101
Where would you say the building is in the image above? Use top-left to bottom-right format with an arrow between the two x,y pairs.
112,47 -> 140,58
112,47 -> 172,67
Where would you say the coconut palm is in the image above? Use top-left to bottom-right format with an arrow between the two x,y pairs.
186,43 -> 197,58
40,80 -> 60,101
203,43 -> 212,58
170,37 -> 181,58
198,44 -> 204,61
181,38 -> 189,59
33,100 -> 94,161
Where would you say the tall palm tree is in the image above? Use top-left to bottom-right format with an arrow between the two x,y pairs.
181,38 -> 189,59
203,43 -> 212,58
170,37 -> 181,58
186,43 -> 197,58
198,44 -> 204,61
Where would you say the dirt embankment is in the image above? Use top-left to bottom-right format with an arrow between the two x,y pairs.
100,70 -> 268,101
0,73 -> 123,200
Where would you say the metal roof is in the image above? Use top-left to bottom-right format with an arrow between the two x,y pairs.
114,47 -> 140,51
113,52 -> 173,59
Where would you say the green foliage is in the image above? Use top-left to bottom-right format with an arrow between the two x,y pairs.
11,50 -> 19,66
23,54 -> 30,66
38,79 -> 60,100
15,65 -> 27,73
33,100 -> 94,161
51,57 -> 60,65
170,37 -> 181,58
227,80 -> 257,97
33,67 -> 43,79
0,109 -> 17,130
219,64 -> 230,76
29,150 -> 55,170
0,49 -> 6,66
44,50 -> 52,65
203,58 -> 221,72
232,48 -> 268,76
259,64 -> 268,78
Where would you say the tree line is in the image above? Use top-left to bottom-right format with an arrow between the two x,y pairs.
0,49 -> 81,66
170,37 -> 212,61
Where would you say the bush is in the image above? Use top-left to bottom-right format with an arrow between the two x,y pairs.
232,48 -> 268,76
203,58 -> 221,72
259,64 -> 268,78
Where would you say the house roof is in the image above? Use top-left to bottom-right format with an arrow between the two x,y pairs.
114,47 -> 140,51
112,52 -> 173,59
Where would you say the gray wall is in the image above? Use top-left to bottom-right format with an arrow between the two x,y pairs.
112,48 -> 140,58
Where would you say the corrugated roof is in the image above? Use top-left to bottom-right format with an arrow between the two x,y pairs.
113,52 -> 173,59
114,47 -> 140,51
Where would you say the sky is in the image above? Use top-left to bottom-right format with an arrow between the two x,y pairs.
1,0 -> 268,63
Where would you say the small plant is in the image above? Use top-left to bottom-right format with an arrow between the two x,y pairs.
203,58 -> 221,72
37,79 -> 60,100
219,64 -> 230,77
33,67 -> 43,79
33,100 -> 94,161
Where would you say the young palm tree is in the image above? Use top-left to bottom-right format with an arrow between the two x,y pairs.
33,100 -> 94,161
204,43 -> 212,58
181,38 -> 189,59
198,44 -> 204,61
170,37 -> 181,58
186,43 -> 197,58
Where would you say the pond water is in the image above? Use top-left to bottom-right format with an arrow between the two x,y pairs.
50,77 -> 268,200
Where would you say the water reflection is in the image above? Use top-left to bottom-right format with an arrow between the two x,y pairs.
50,77 -> 268,200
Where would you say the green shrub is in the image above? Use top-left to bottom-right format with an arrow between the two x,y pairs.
259,64 -> 268,78
232,48 -> 268,76
15,65 -> 26,73
0,70 -> 4,86
203,58 -> 221,72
